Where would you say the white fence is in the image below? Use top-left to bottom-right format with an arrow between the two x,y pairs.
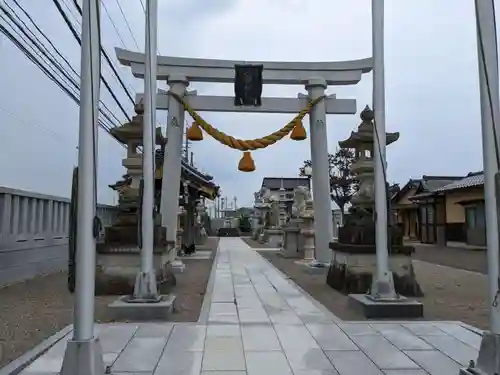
0,187 -> 118,285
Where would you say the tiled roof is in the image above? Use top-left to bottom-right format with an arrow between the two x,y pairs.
155,149 -> 217,187
436,172 -> 484,192
393,175 -> 462,202
420,176 -> 464,192
261,177 -> 310,190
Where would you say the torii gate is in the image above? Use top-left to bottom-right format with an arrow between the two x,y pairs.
58,1 -> 500,375
115,48 -> 373,267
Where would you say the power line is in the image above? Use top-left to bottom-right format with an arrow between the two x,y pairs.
113,0 -> 140,51
101,0 -> 126,48
1,3 -> 122,127
57,0 -> 136,99
52,0 -> 134,121
0,8 -> 125,144
61,0 -> 81,28
114,0 -> 161,56
0,107 -> 71,143
10,0 -> 79,78
0,22 -> 118,137
1,5 -> 80,94
69,0 -> 136,105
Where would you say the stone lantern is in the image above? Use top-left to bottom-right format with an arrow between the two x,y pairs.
95,103 -> 171,296
338,106 -> 398,210
111,101 -> 164,193
326,106 -> 422,298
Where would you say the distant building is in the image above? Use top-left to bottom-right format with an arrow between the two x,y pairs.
261,177 -> 311,218
392,172 -> 485,247
220,207 -> 253,218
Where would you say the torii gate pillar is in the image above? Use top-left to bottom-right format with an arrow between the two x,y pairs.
306,78 -> 334,265
160,74 -> 189,259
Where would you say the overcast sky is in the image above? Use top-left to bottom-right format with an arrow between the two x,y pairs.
0,0 -> 495,207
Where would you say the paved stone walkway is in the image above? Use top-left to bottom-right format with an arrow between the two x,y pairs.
17,238 -> 483,375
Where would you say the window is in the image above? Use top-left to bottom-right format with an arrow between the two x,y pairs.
420,206 -> 427,224
476,204 -> 486,229
465,204 -> 485,230
427,205 -> 435,224
466,207 -> 476,229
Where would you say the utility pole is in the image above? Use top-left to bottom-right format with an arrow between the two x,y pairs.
461,2 -> 500,375
132,0 -> 159,301
369,0 -> 396,300
61,0 -> 104,374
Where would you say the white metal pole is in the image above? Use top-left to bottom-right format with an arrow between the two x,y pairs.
131,0 -> 159,300
140,0 -> 157,274
459,4 -> 500,374
371,0 -> 395,298
73,0 -> 100,341
475,0 -> 500,335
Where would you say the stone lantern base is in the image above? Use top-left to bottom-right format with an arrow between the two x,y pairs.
326,250 -> 423,297
326,216 -> 423,297
265,228 -> 284,248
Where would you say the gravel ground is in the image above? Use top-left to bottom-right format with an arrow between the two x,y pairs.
241,237 -> 276,248
258,251 -> 490,330
0,237 -> 219,368
412,243 -> 487,274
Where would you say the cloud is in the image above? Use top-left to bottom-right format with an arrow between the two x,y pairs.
0,0 -> 493,208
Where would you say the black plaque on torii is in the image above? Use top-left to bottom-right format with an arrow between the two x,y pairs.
234,64 -> 263,107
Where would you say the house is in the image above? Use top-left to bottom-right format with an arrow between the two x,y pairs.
391,175 -> 463,244
261,177 -> 311,219
433,172 -> 485,246
392,172 -> 485,246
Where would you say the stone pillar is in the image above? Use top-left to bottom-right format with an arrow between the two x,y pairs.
0,193 -> 12,242
299,200 -> 315,260
306,78 -> 333,264
183,197 -> 196,248
160,74 -> 188,257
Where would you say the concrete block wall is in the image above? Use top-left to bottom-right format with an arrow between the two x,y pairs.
0,187 -> 118,285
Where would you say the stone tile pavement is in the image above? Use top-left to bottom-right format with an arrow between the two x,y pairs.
16,238 -> 483,375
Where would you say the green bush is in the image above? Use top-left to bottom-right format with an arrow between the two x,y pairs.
238,215 -> 252,233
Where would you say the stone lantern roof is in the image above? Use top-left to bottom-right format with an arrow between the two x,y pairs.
110,101 -> 165,145
338,105 -> 399,149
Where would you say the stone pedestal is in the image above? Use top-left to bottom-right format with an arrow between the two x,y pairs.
265,228 -> 284,248
252,226 -> 260,241
348,293 -> 423,318
258,228 -> 268,243
279,224 -> 303,258
95,243 -> 176,296
108,294 -> 176,321
299,200 -> 315,261
326,250 -> 423,297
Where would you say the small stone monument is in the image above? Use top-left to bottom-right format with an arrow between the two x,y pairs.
265,197 -> 284,247
194,202 -> 207,245
300,198 -> 315,261
279,186 -> 308,258
326,106 -> 422,297
255,187 -> 272,243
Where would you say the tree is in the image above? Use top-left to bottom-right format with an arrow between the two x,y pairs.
299,148 -> 358,221
238,214 -> 252,233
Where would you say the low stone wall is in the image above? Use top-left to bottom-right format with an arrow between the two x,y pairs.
326,251 -> 423,297
0,244 -> 68,285
0,186 -> 118,285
